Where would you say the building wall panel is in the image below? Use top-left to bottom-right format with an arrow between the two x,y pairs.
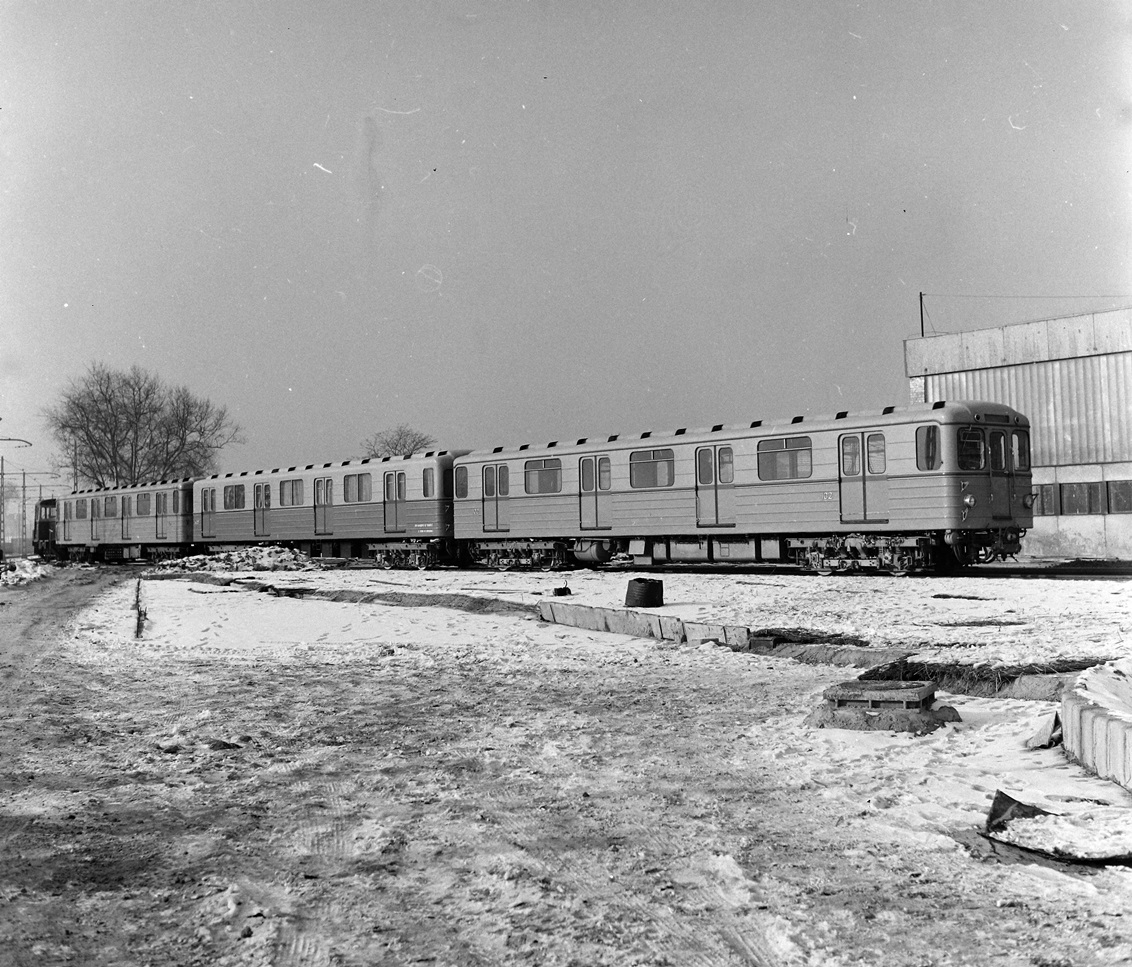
1094,309 -> 1132,353
1002,320 -> 1050,365
960,327 -> 1005,370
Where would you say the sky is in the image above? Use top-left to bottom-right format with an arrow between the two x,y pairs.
2,0 -> 1130,484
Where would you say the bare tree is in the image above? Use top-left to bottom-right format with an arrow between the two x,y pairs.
360,424 -> 437,459
44,363 -> 243,488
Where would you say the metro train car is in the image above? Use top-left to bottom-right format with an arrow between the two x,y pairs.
192,450 -> 467,567
54,479 -> 195,561
451,400 -> 1034,572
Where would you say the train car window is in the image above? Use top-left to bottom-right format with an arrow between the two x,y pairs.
989,431 -> 1007,472
759,437 -> 813,480
122,496 -> 133,518
598,457 -> 611,490
1060,482 -> 1104,515
280,479 -> 304,506
1011,431 -> 1030,471
137,494 -> 151,516
697,448 -> 714,486
423,468 -> 435,498
497,465 -> 509,496
343,473 -> 371,502
172,490 -> 180,514
867,434 -> 886,474
484,465 -> 496,498
524,458 -> 562,494
629,449 -> 675,488
718,448 -> 734,484
76,499 -> 88,520
105,496 -> 117,517
1108,481 -> 1132,514
957,427 -> 985,470
581,458 -> 595,493
839,437 -> 860,476
223,485 -> 246,510
91,499 -> 101,519
454,466 -> 468,499
915,426 -> 941,470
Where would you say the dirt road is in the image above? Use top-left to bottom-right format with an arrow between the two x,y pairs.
1,570 -> 1129,966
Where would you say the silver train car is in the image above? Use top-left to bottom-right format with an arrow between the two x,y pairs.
452,400 -> 1033,572
46,400 -> 1033,573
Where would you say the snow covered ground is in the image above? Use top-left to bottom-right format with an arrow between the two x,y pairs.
106,555 -> 1132,864
6,551 -> 1130,963
0,558 -> 52,586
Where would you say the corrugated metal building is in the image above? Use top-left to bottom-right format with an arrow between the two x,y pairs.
905,308 -> 1132,559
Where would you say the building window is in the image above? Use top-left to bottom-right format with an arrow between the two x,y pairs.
916,425 -> 941,471
1107,480 -> 1132,514
280,479 -> 304,506
629,449 -> 675,488
423,468 -> 435,498
759,437 -> 812,481
957,427 -> 985,471
344,473 -> 372,503
524,458 -> 562,494
454,466 -> 468,499
223,484 -> 246,510
1033,484 -> 1058,516
1060,482 -> 1105,515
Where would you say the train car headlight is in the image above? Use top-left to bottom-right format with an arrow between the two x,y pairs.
963,495 -> 978,508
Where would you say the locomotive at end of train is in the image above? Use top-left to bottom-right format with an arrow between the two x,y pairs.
42,400 -> 1034,574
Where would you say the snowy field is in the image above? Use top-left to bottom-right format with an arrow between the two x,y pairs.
114,556 -> 1132,861
8,554 -> 1132,963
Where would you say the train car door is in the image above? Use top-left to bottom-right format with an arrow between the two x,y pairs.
839,433 -> 890,523
695,446 -> 736,527
254,482 -> 271,536
155,492 -> 167,539
315,477 -> 333,535
987,429 -> 1012,520
383,471 -> 406,533
579,455 -> 611,530
482,464 -> 510,532
200,487 -> 216,538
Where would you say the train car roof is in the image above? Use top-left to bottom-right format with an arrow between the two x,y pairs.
453,399 -> 1029,462
196,448 -> 474,483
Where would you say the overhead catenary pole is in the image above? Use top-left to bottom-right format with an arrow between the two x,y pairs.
919,291 -> 925,339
